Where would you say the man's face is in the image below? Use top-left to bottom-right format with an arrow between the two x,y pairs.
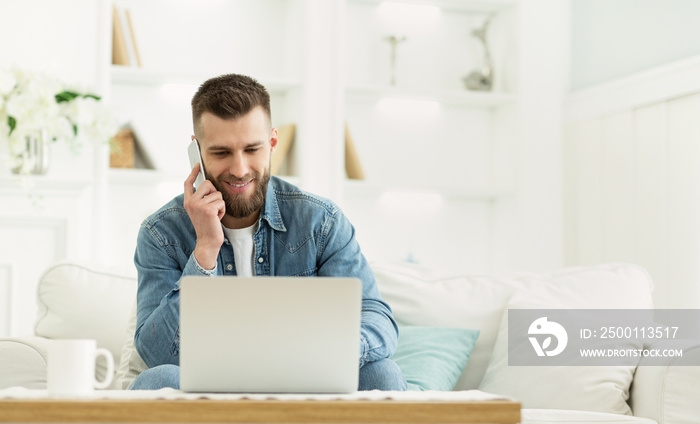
196,107 -> 278,225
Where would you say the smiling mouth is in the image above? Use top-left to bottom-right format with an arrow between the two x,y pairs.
225,180 -> 253,192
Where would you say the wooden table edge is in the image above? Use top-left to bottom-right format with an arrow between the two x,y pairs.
0,398 -> 521,424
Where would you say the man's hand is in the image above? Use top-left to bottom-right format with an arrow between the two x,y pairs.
183,164 -> 225,270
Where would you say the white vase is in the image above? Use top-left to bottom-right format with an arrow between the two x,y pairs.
11,131 -> 50,175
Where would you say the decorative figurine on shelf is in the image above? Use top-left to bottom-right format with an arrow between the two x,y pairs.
384,35 -> 407,86
463,17 -> 493,92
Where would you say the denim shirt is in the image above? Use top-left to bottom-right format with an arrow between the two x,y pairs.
133,176 -> 398,370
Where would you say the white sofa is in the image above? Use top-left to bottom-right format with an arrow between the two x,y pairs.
1,260 -> 698,424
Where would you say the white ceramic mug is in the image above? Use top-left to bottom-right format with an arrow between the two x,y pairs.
47,339 -> 114,397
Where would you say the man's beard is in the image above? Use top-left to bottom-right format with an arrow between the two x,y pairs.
209,167 -> 270,219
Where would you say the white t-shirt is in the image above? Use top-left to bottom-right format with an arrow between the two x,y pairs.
222,222 -> 258,277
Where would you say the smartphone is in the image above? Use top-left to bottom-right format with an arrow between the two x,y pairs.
187,139 -> 206,190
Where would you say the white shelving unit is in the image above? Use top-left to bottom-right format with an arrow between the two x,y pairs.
341,0 -> 518,201
104,0 -> 518,197
333,0 -> 523,270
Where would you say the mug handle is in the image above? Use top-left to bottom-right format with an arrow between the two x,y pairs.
94,348 -> 115,389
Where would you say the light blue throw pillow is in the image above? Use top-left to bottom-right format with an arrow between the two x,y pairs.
390,326 -> 480,391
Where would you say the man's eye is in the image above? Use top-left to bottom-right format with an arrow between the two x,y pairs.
246,148 -> 260,153
212,151 -> 228,156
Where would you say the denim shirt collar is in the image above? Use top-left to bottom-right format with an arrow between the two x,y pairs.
259,176 -> 287,232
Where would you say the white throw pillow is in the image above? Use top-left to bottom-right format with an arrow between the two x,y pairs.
478,263 -> 654,415
34,261 -> 137,388
371,261 -> 537,389
115,298 -> 148,389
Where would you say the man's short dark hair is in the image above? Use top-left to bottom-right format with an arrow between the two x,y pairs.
191,74 -> 271,137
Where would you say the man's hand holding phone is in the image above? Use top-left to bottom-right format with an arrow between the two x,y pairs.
183,143 -> 225,270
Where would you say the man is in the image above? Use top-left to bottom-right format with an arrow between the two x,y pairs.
130,74 -> 406,391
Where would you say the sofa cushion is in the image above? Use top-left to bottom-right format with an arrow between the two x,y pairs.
478,263 -> 654,415
372,261 -> 538,389
115,298 -> 147,389
391,326 -> 479,391
34,261 -> 137,388
0,337 -> 48,389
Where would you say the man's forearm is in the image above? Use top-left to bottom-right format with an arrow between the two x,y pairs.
134,251 -> 219,368
358,299 -> 400,367
134,288 -> 181,368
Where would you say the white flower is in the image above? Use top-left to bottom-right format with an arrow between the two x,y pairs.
1,66 -> 116,174
47,116 -> 75,144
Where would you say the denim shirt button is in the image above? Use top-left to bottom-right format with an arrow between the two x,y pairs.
258,257 -> 264,263
226,264 -> 233,271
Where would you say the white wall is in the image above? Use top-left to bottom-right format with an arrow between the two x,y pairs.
571,0 -> 700,89
490,0 -> 569,273
565,83 -> 700,308
0,0 -> 104,88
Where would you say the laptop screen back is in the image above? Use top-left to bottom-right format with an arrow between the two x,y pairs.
179,276 -> 362,393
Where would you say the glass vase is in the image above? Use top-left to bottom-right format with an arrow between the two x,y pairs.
11,131 -> 50,175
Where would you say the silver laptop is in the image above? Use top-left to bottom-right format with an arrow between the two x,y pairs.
179,276 -> 362,393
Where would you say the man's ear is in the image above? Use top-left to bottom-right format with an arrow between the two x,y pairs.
269,128 -> 279,155
191,135 -> 196,141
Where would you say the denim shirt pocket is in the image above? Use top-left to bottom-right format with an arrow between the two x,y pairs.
273,232 -> 319,277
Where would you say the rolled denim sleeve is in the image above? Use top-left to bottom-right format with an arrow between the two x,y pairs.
133,220 -> 217,368
317,209 -> 399,368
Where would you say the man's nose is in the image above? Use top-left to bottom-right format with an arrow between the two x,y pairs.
229,152 -> 250,179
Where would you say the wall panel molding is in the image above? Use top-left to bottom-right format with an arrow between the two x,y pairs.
564,84 -> 700,308
566,54 -> 700,123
